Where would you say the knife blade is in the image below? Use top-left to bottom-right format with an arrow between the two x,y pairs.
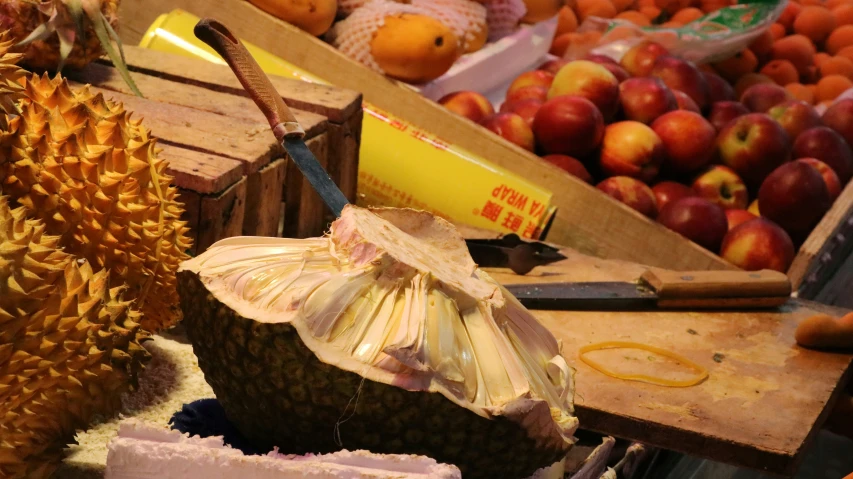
503,269 -> 793,310
194,19 -> 350,217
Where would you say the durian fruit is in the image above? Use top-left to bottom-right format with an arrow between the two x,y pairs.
178,205 -> 578,479
0,57 -> 193,331
0,196 -> 151,479
0,0 -> 141,96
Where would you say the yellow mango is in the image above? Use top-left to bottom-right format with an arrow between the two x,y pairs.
370,14 -> 461,84
248,0 -> 338,36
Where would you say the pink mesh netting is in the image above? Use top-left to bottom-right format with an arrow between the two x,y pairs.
484,0 -> 527,40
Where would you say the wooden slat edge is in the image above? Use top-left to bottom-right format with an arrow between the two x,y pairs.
105,44 -> 362,123
790,179 -> 853,296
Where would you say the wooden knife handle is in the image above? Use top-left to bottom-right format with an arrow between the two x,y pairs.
193,18 -> 304,141
640,269 -> 792,300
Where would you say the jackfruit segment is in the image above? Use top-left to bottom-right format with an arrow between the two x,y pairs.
179,205 -> 577,440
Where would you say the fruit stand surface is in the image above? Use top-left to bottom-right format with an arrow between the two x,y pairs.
482,248 -> 853,477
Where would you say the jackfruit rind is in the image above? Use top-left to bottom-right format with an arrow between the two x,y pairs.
0,196 -> 151,479
0,72 -> 192,331
178,205 -> 578,478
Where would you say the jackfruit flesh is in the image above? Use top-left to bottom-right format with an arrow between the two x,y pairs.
178,205 -> 578,478
0,196 -> 150,479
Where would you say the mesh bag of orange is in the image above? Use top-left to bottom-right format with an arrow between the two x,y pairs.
566,0 -> 787,64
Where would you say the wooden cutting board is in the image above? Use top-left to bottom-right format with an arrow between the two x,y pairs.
480,248 -> 853,477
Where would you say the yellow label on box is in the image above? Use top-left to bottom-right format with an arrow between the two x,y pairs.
139,9 -> 556,238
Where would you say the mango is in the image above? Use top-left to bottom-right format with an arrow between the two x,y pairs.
248,0 -> 338,36
370,14 -> 461,83
522,0 -> 564,23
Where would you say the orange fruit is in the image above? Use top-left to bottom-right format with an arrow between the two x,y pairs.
771,34 -> 817,75
820,56 -> 853,79
828,0 -> 853,9
611,0 -> 636,12
555,6 -> 579,36
760,59 -> 800,85
550,33 -> 573,57
826,25 -> 853,54
637,0 -> 656,7
655,0 -> 692,14
793,6 -> 837,44
713,49 -> 758,82
700,0 -> 730,13
804,65 -> 821,83
837,45 -> 853,62
778,2 -> 802,30
815,51 -> 832,66
749,30 -> 775,57
816,74 -> 853,102
769,23 -> 787,41
671,7 -> 704,23
615,10 -> 651,26
639,5 -> 662,19
833,4 -> 853,25
786,82 -> 816,103
577,0 -> 618,21
734,73 -> 775,98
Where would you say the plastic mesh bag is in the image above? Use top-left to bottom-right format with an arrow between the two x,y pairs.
484,0 -> 527,41
568,0 -> 787,64
338,0 -> 410,16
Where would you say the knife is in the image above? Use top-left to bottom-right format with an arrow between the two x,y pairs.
466,234 -> 567,275
194,19 -> 349,217
503,269 -> 793,310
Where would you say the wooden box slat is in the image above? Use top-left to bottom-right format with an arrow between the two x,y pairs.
66,47 -> 361,250
96,45 -> 362,205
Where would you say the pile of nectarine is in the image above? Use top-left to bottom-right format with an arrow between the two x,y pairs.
438,40 -> 853,274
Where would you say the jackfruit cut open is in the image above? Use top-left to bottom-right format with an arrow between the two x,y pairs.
177,205 -> 578,479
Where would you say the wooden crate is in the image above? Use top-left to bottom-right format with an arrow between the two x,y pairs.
116,0 -> 853,296
66,46 -> 362,253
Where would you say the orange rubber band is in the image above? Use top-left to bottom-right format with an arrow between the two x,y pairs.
578,341 -> 709,388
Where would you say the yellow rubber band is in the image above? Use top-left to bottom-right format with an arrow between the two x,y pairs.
578,341 -> 709,388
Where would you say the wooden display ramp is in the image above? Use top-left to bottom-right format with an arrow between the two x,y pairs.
58,241 -> 852,478
480,247 -> 853,477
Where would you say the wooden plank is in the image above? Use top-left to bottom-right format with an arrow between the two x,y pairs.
71,82 -> 276,175
158,143 -> 242,194
196,177 -> 247,253
790,179 -> 853,296
105,45 -> 362,124
283,134 -> 329,238
327,111 -> 363,203
95,45 -> 361,203
244,158 -> 286,237
67,63 -> 328,140
118,0 -> 733,273
481,254 -> 853,477
814,247 -> 853,309
176,188 -> 201,256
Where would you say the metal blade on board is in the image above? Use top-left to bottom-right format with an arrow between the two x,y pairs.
503,282 -> 659,311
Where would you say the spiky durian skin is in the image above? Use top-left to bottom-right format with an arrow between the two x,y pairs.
178,272 -> 568,479
0,73 -> 192,331
0,197 -> 151,479
0,0 -> 120,70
